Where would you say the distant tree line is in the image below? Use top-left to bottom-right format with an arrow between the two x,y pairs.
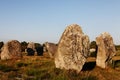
20,41 -> 44,56
1,40 -> 120,57
21,41 -> 28,52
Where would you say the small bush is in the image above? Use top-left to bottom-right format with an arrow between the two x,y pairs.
16,62 -> 28,67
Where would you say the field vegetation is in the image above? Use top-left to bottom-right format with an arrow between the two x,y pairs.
0,53 -> 120,80
0,41 -> 120,80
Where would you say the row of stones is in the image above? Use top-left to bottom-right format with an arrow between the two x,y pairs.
0,24 -> 116,73
55,24 -> 116,72
0,41 -> 45,60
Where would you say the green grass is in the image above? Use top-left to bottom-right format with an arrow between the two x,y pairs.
0,56 -> 120,80
16,62 -> 29,67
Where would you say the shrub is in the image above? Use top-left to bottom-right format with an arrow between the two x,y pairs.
16,62 -> 29,67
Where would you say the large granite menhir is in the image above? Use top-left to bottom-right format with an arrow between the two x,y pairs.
55,24 -> 90,72
96,32 -> 116,68
1,40 -> 22,60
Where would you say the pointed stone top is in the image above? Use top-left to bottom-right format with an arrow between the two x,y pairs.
96,32 -> 116,68
101,32 -> 110,35
67,24 -> 80,27
97,32 -> 111,39
64,24 -> 83,34
59,24 -> 84,44
101,32 -> 110,36
7,40 -> 19,43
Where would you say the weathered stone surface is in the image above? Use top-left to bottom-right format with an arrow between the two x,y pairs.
55,24 -> 90,72
96,32 -> 116,68
27,42 -> 35,56
27,42 -> 35,50
44,42 -> 57,58
1,40 -> 22,60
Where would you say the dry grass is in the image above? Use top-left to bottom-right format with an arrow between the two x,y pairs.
0,53 -> 120,80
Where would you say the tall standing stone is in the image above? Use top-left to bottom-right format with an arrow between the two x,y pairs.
1,40 -> 22,60
55,24 -> 90,72
96,32 -> 116,68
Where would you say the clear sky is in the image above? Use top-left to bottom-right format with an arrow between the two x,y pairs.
0,0 -> 120,44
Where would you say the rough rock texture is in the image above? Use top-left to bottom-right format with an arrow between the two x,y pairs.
96,32 -> 116,68
55,24 -> 90,72
44,42 -> 57,58
27,42 -> 35,56
27,42 -> 35,50
1,40 -> 22,60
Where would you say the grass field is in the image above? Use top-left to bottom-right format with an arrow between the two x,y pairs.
0,53 -> 120,80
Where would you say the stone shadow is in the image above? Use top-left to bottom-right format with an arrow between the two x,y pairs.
82,62 -> 96,71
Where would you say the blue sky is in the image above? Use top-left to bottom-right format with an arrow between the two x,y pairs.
0,0 -> 120,44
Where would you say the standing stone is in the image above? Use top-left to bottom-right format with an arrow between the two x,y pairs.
1,40 -> 22,60
96,32 -> 116,68
27,42 -> 35,56
27,42 -> 35,50
44,42 -> 57,58
55,24 -> 90,72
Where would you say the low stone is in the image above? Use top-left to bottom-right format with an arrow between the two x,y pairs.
44,42 -> 57,58
27,42 -> 35,56
1,40 -> 22,60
